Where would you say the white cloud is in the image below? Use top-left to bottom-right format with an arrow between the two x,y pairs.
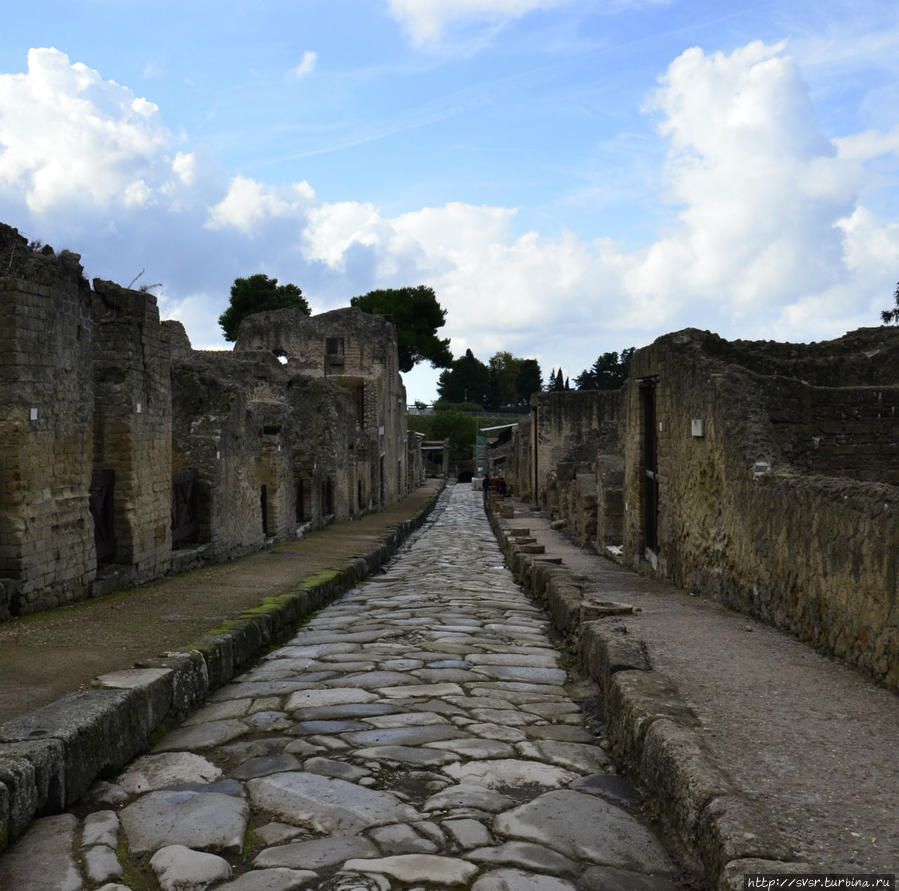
386,0 -> 570,46
206,176 -> 315,233
0,48 -> 172,213
834,125 -> 899,162
194,40 -> 898,366
288,51 -> 318,80
0,39 -> 896,399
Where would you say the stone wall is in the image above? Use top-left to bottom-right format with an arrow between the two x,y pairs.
0,222 -> 420,618
522,390 -> 622,551
235,307 -> 408,511
620,327 -> 899,688
92,280 -> 172,590
0,228 -> 96,616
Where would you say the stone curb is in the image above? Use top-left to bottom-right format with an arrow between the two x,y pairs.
0,486 -> 442,855
485,496 -> 807,889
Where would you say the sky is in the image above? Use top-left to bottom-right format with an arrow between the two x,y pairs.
1,0 -> 898,402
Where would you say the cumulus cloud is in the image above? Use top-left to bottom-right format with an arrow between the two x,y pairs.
288,51 -> 318,80
206,176 -> 316,233
0,48 -> 174,213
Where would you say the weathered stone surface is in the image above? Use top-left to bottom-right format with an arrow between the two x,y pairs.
425,737 -> 515,759
149,844 -> 232,890
253,835 -> 378,869
152,719 -> 249,752
578,864 -> 686,890
285,688 -> 379,710
218,868 -> 319,889
422,783 -> 516,814
443,758 -> 578,790
494,790 -> 676,875
442,817 -> 493,849
84,845 -> 123,883
0,814 -> 82,891
120,790 -> 249,853
231,755 -> 301,779
471,868 -> 577,890
367,823 -> 438,854
515,740 -> 611,773
343,725 -> 464,747
117,752 -> 222,793
81,810 -> 119,848
353,745 -> 460,766
302,757 -> 369,781
467,840 -> 578,875
246,772 -> 418,833
342,854 -> 478,885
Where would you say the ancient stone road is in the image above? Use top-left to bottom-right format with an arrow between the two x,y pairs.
0,484 -> 683,890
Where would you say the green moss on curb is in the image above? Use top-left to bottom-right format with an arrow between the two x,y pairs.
300,568 -> 342,587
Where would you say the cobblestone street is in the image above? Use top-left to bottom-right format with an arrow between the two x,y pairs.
0,484 -> 683,890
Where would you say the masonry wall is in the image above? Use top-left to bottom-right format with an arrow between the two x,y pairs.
528,390 -> 622,549
92,279 -> 172,587
235,306 -> 410,510
0,222 -> 420,620
0,229 -> 96,616
621,327 -> 899,689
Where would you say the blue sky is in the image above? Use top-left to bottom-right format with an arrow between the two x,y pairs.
1,0 -> 898,401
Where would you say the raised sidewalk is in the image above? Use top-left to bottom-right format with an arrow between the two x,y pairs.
487,492 -> 898,889
0,481 -> 442,852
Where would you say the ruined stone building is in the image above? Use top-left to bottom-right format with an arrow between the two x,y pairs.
0,223 -> 421,619
235,306 -> 410,513
507,327 -> 899,690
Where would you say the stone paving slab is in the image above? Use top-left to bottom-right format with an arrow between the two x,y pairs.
0,484 -> 686,890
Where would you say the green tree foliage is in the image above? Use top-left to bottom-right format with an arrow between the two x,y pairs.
219,274 -> 310,341
429,410 -> 478,460
439,350 -> 542,409
882,282 -> 899,325
546,368 -> 566,392
350,285 -> 453,373
437,349 -> 491,407
515,358 -> 543,404
575,348 -> 635,390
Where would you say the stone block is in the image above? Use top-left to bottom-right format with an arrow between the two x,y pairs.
0,687 -> 154,806
94,667 -> 175,733
697,795 -> 793,879
637,718 -> 734,876
133,651 -> 209,718
605,670 -> 700,764
579,621 -> 651,695
0,755 -> 36,841
0,738 -> 66,816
